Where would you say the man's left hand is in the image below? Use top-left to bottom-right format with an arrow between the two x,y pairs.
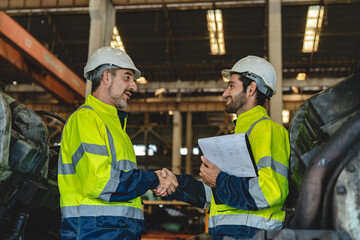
199,156 -> 220,188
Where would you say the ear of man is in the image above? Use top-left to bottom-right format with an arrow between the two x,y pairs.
248,81 -> 257,97
102,70 -> 112,87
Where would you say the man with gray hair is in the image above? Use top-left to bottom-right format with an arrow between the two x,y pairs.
58,47 -> 177,239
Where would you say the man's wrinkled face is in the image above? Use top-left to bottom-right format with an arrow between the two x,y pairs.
222,74 -> 247,114
107,68 -> 137,109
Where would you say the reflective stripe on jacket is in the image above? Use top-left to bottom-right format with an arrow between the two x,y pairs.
209,105 -> 290,232
58,94 -> 156,239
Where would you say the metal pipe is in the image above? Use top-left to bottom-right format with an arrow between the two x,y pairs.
289,113 -> 360,229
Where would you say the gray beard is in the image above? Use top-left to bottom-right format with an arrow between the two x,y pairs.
108,83 -> 127,109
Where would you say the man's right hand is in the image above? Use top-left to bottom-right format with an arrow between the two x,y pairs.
154,168 -> 178,197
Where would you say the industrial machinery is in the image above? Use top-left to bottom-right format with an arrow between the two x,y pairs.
0,11 -> 79,239
254,70 -> 360,239
0,91 -> 61,239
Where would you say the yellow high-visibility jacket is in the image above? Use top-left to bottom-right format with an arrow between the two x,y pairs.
172,105 -> 290,239
208,105 -> 290,237
58,94 -> 159,239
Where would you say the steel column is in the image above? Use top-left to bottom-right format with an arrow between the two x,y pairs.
268,0 -> 283,124
185,112 -> 192,174
86,0 -> 115,96
172,111 -> 182,174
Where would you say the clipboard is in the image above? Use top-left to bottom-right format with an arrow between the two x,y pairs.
198,133 -> 258,178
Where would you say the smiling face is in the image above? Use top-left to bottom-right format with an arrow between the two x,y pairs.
107,68 -> 137,109
222,73 -> 248,115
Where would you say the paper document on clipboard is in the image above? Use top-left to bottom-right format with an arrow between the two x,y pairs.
198,133 -> 258,177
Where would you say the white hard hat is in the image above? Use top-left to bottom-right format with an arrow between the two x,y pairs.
84,47 -> 141,80
222,55 -> 277,97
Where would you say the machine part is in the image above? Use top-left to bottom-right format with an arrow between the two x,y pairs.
287,71 -> 360,209
319,142 -> 360,229
253,229 -> 341,240
35,111 -> 66,124
0,92 -> 11,169
8,211 -> 29,240
332,155 -> 360,239
289,113 -> 360,229
0,90 -> 60,238
2,93 -> 50,177
6,94 -> 49,152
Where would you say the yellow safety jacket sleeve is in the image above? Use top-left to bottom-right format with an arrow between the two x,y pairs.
214,119 -> 289,210
208,106 -> 290,232
58,98 -> 159,207
59,110 -> 108,202
248,119 -> 290,208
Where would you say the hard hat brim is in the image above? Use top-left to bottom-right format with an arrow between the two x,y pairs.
133,69 -> 141,80
221,69 -> 232,80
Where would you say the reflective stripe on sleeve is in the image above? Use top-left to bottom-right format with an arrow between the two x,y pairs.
209,213 -> 283,230
58,143 -> 108,175
61,204 -> 144,220
248,178 -> 270,209
99,126 -> 137,201
257,156 -> 288,179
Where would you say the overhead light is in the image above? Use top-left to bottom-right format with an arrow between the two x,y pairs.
136,76 -> 147,84
296,73 -> 307,81
12,81 -> 17,85
291,86 -> 300,94
110,26 -> 126,52
222,76 -> 229,82
302,5 -> 324,53
154,88 -> 165,96
180,147 -> 188,156
192,147 -> 200,155
207,9 -> 225,55
168,110 -> 173,115
282,110 -> 290,124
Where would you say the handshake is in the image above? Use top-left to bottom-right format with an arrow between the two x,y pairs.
152,156 -> 221,198
153,168 -> 179,197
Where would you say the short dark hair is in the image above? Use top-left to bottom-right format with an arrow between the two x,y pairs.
237,74 -> 268,106
91,68 -> 118,93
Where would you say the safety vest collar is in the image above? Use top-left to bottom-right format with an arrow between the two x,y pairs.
234,105 -> 269,134
86,94 -> 127,120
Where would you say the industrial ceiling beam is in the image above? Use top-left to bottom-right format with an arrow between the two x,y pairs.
4,0 -> 360,14
124,93 -> 314,112
0,38 -> 79,104
125,101 -> 226,112
0,11 -> 85,104
4,77 -> 342,96
136,78 -> 343,91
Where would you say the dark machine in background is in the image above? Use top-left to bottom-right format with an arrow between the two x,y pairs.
0,71 -> 359,239
254,71 -> 360,239
0,91 -> 61,239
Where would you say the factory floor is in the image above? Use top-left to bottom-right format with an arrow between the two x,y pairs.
142,231 -> 196,239
142,231 -> 211,240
